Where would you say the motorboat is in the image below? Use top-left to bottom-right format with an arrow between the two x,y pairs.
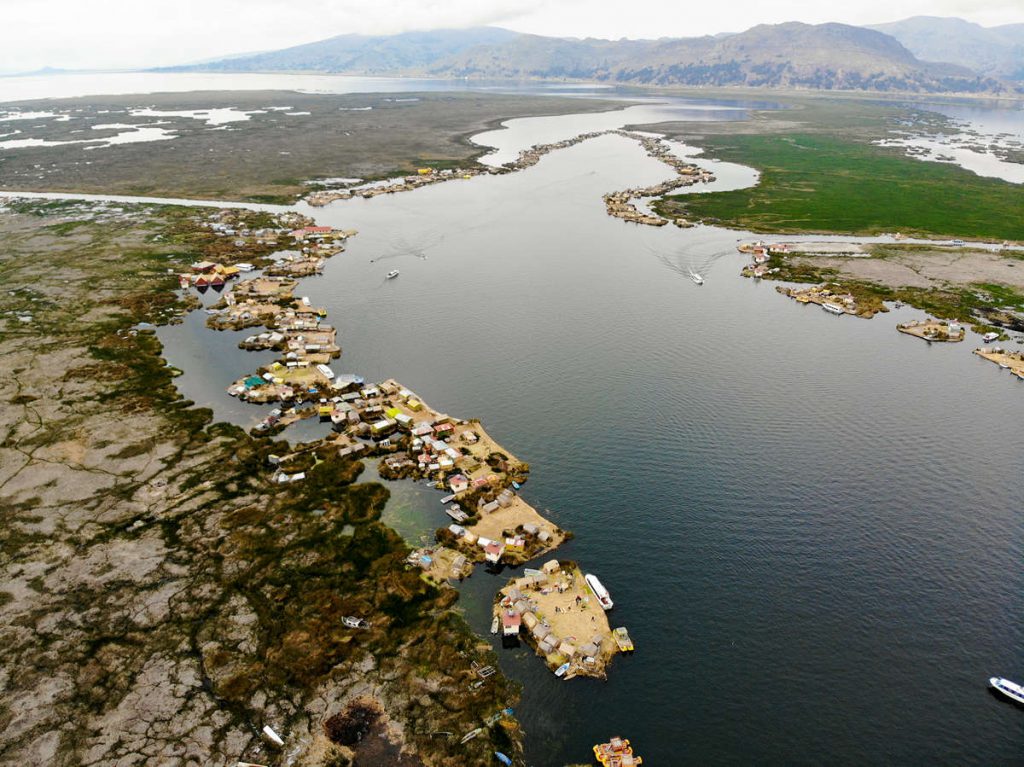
982,331 -> 1000,343
386,269 -> 400,279
990,677 -> 1024,704
613,626 -> 634,653
585,573 -> 614,610
690,272 -> 704,285
822,302 -> 846,315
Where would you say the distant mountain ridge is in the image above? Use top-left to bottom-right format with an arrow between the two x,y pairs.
868,16 -> 1024,80
164,21 -> 1016,94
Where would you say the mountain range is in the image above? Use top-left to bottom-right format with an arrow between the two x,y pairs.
868,16 -> 1024,81
162,18 -> 1023,94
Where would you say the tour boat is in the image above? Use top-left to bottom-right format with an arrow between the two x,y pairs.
982,332 -> 1000,342
690,272 -> 704,285
386,269 -> 400,279
822,302 -> 845,315
989,677 -> 1024,705
585,573 -> 614,610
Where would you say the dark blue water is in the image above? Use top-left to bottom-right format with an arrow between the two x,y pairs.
161,118 -> 1024,765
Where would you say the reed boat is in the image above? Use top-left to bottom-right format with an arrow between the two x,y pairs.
594,736 -> 642,766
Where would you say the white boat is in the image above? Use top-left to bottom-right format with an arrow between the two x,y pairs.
554,662 -> 571,678
316,363 -> 335,380
585,573 -> 614,610
386,269 -> 400,279
822,302 -> 845,315
690,272 -> 704,285
490,615 -> 500,635
982,332 -> 1000,343
989,677 -> 1024,705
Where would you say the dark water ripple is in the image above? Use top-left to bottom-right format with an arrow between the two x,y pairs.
161,129 -> 1024,765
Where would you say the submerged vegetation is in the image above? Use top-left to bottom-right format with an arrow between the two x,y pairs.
0,199 -> 521,766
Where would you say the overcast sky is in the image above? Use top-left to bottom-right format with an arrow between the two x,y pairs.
1,0 -> 1022,73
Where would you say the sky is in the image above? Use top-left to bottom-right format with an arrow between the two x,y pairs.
1,0 -> 1022,73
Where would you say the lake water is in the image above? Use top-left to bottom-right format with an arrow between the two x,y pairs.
155,121 -> 1024,765
5,72 -> 1021,764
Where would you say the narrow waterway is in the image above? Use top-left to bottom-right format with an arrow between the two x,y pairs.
151,114 -> 1024,765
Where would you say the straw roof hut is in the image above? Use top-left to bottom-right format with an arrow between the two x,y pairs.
532,624 -> 552,641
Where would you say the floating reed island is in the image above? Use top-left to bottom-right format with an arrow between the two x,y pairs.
776,284 -> 872,317
897,318 -> 965,342
493,560 -> 628,680
974,346 -> 1024,381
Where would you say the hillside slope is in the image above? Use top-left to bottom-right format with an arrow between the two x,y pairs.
168,22 -> 1010,94
869,16 -> 1024,80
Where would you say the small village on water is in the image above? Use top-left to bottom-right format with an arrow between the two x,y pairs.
161,126 -> 1020,765
170,129 -> 729,696
182,213 -> 631,688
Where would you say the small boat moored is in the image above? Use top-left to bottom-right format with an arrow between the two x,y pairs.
982,331 -> 1000,343
990,677 -> 1024,705
585,573 -> 614,610
613,626 -> 634,653
822,302 -> 846,315
594,736 -> 642,766
386,269 -> 400,279
554,662 -> 571,678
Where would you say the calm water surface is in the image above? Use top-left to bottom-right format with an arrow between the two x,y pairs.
156,117 -> 1024,764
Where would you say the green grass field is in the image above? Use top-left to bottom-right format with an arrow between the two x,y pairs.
657,133 -> 1024,240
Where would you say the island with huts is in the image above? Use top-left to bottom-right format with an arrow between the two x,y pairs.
974,346 -> 1024,381
180,198 -> 630,686
897,318 -> 966,342
493,560 -> 630,681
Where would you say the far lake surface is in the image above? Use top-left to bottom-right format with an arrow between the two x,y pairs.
24,74 -> 1021,765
